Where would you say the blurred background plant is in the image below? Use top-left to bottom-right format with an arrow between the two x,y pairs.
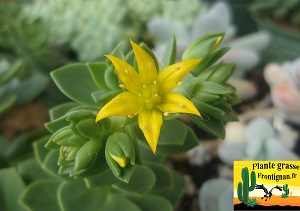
250,0 -> 300,63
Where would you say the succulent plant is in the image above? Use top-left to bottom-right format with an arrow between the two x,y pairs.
0,1 -> 68,71
251,0 -> 300,26
148,1 -> 270,101
0,33 -> 240,210
0,58 -> 48,117
199,178 -> 233,211
218,117 -> 299,166
264,58 -> 300,125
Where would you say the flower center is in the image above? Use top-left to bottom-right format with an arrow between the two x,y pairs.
138,81 -> 161,110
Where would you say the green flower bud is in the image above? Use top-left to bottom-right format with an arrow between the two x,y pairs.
105,132 -> 136,183
46,109 -> 104,176
182,32 -> 224,61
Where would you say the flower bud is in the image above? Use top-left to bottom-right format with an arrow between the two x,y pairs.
46,109 -> 104,176
105,132 -> 135,183
182,33 -> 224,61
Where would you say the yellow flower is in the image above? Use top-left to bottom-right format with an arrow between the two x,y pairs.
96,40 -> 201,154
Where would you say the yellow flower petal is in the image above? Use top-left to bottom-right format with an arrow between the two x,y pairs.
106,55 -> 142,94
158,59 -> 201,94
157,92 -> 201,117
138,108 -> 162,154
109,153 -> 128,168
96,92 -> 142,122
130,40 -> 158,85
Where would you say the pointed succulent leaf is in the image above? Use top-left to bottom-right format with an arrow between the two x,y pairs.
162,34 -> 177,67
113,165 -> 156,194
192,47 -> 230,75
192,92 -> 220,103
0,168 -> 26,211
45,115 -> 69,134
17,158 -> 51,183
91,89 -> 122,106
0,60 -> 22,84
34,135 -> 54,164
182,32 -> 224,61
104,65 -> 119,90
158,119 -> 187,146
0,95 -> 16,116
194,81 -> 231,95
84,168 -> 118,188
192,99 -> 225,118
129,194 -> 173,211
157,127 -> 199,154
20,179 -> 61,211
58,180 -> 107,211
51,63 -> 99,106
188,114 -> 225,139
5,130 -> 48,161
49,102 -> 79,121
146,162 -> 172,192
74,141 -> 99,173
14,74 -> 49,105
155,169 -> 186,205
58,180 -> 142,211
66,109 -> 97,123
207,63 -> 235,83
75,118 -> 102,138
87,62 -> 111,91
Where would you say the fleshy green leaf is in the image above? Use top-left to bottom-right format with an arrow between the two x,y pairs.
49,102 -> 79,121
42,150 -> 64,178
129,194 -> 173,211
84,168 -> 118,188
146,162 -> 172,192
113,165 -> 156,194
87,62 -> 110,91
0,168 -> 27,211
17,158 -> 51,183
192,99 -> 225,118
155,169 -> 186,205
0,95 -> 16,116
51,63 -> 100,106
45,115 -> 69,134
182,33 -> 224,61
5,130 -> 48,161
58,180 -> 142,211
189,114 -> 225,139
20,179 -> 61,211
157,127 -> 199,154
207,64 -> 235,83
34,135 -> 53,164
162,34 -> 177,67
158,119 -> 187,146
15,74 -> 49,105
104,65 -> 119,90
91,89 -> 122,106
74,141 -> 97,172
192,48 -> 230,75
193,81 -> 231,95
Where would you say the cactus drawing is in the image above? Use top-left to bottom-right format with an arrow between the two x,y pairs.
281,184 -> 290,198
237,167 -> 256,204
